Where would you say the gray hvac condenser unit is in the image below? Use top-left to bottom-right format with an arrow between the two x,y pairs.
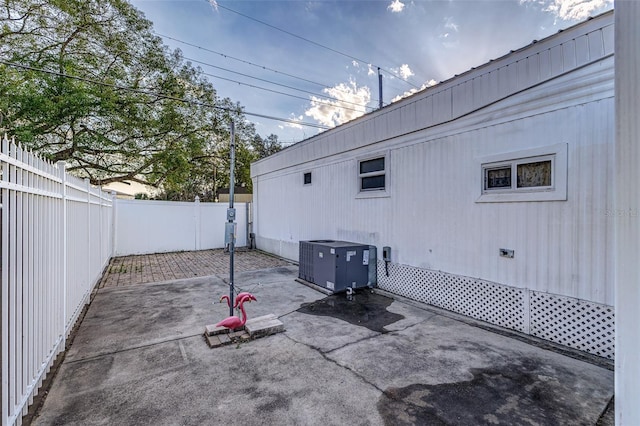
298,240 -> 377,293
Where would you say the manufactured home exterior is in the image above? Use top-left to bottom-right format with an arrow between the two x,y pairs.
251,12 -> 615,359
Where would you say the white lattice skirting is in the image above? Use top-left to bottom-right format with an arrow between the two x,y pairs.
377,260 -> 614,360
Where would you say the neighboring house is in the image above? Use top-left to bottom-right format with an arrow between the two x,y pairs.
102,180 -> 154,199
218,186 -> 253,203
251,12 -> 615,359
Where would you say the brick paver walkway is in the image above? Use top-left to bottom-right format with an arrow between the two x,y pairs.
98,249 -> 293,288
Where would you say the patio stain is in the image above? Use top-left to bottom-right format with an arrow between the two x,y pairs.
297,291 -> 404,333
376,359 -> 592,426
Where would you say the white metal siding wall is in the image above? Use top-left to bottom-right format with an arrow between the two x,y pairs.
255,81 -> 614,305
255,157 -> 394,260
251,14 -> 615,359
389,99 -> 613,305
253,92 -> 615,358
1,136 -> 113,426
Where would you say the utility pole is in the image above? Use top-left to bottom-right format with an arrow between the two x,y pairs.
226,121 -> 236,316
378,67 -> 383,109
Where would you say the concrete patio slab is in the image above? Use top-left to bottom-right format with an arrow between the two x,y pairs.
328,314 -> 612,424
283,311 -> 380,353
31,250 -> 614,426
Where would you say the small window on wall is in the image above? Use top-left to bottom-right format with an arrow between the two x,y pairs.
303,172 -> 312,185
477,143 -> 567,203
359,157 -> 385,191
484,157 -> 553,192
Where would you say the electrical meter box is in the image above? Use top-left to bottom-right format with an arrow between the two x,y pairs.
299,240 -> 376,293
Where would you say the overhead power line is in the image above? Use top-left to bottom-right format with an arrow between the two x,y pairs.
210,1 -> 421,89
198,69 -> 370,115
183,55 -> 375,113
156,34 -> 378,109
24,29 -> 374,113
156,32 -> 331,89
0,60 -> 330,130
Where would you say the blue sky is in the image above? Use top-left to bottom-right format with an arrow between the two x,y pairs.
129,0 -> 613,144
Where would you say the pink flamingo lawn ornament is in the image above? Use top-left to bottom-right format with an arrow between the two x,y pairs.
215,293 -> 255,330
219,292 -> 257,308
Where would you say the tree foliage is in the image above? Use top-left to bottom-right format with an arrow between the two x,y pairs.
251,134 -> 283,160
0,0 -> 282,199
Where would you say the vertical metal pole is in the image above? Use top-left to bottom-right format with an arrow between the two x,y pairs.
213,163 -> 217,202
378,67 -> 383,109
228,121 -> 236,316
246,202 -> 250,248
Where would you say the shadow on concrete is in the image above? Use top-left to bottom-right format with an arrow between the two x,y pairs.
31,262 -> 614,426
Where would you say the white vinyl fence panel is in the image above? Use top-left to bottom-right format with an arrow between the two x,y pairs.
114,198 -> 248,256
1,135 -> 113,426
1,132 -> 247,425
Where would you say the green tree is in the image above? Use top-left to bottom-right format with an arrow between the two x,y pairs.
0,0 -> 260,199
251,133 -> 282,160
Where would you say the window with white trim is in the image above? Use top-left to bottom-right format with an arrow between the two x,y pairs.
359,156 -> 385,191
483,155 -> 554,192
477,143 -> 567,203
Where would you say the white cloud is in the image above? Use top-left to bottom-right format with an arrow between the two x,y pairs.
391,79 -> 437,103
305,80 -> 371,128
367,64 -> 376,76
439,16 -> 460,43
207,0 -> 218,11
285,114 -> 304,129
520,0 -> 612,21
352,60 -> 359,67
387,0 -> 405,13
444,17 -> 459,32
399,64 -> 414,80
389,64 -> 414,81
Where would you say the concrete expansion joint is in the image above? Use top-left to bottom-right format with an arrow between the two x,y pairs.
281,333 -> 324,353
323,332 -> 385,355
382,318 -> 433,335
65,333 -> 203,364
281,333 -> 385,394
277,309 -> 303,319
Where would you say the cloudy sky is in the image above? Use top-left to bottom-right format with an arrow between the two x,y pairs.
129,0 -> 613,144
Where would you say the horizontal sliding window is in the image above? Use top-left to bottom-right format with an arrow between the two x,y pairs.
477,143 -> 567,203
483,155 -> 554,193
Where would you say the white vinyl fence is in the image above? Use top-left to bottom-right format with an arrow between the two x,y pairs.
114,198 -> 249,256
1,134 -> 250,425
1,135 -> 114,426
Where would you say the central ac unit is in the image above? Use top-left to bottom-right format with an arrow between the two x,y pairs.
298,240 -> 377,293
